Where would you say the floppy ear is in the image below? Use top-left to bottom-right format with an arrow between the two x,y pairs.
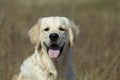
28,22 -> 40,48
69,21 -> 79,47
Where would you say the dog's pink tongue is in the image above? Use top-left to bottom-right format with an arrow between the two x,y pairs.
48,49 -> 60,58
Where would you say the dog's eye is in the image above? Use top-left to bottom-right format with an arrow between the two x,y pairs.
59,27 -> 66,31
44,28 -> 49,31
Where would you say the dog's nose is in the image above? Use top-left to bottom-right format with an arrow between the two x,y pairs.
49,33 -> 59,41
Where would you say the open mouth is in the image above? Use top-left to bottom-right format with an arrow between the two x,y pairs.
44,42 -> 64,59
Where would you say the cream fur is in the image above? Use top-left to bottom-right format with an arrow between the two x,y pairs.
16,17 -> 79,80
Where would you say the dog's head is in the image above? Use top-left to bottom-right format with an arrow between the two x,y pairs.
28,17 -> 79,59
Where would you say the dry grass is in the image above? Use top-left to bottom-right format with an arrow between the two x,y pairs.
0,0 -> 120,80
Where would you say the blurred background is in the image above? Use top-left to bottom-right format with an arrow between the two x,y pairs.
0,0 -> 120,80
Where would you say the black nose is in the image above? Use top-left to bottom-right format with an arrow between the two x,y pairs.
49,33 -> 59,41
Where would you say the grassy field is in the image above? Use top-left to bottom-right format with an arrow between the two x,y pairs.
0,0 -> 120,80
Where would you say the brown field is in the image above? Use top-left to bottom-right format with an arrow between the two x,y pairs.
0,0 -> 120,80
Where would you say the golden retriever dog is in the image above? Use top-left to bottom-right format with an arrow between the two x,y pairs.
17,17 -> 79,80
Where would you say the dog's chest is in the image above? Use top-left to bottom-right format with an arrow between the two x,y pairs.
21,57 -> 59,80
21,63 -> 58,80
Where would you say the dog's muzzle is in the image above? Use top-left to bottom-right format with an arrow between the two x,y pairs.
43,33 -> 65,59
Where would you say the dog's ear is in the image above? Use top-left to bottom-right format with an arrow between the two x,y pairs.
69,21 -> 79,48
28,22 -> 40,48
